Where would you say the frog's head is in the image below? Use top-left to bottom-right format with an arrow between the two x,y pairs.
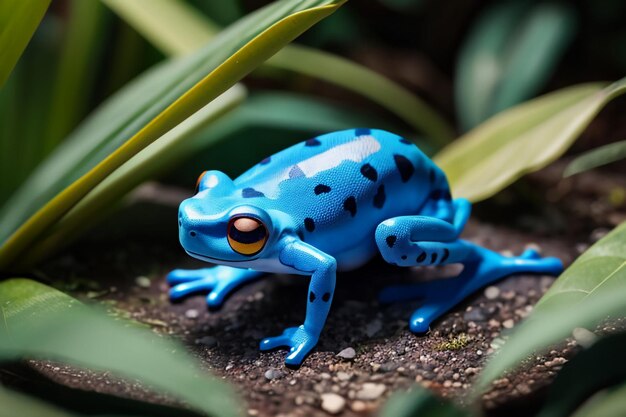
178,170 -> 274,263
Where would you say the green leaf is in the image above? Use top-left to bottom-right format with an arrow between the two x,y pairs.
19,85 -> 247,268
475,222 -> 626,394
0,278 -> 241,417
0,4 -> 58,201
0,386 -> 76,417
266,46 -> 453,147
189,0 -> 244,27
456,0 -> 576,130
436,78 -> 626,202
380,386 -> 468,417
537,332 -> 626,417
101,0 -> 219,57
0,0 -> 51,88
0,0 -> 346,269
570,383 -> 626,417
564,140 -> 626,177
43,0 -> 109,153
103,0 -> 453,146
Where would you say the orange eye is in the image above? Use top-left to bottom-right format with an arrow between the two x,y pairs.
195,171 -> 207,194
227,216 -> 268,256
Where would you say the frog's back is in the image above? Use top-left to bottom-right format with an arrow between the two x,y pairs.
234,129 -> 448,265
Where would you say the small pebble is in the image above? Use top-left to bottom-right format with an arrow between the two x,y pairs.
502,319 -> 515,329
185,309 -> 199,319
264,368 -> 284,380
544,357 -> 567,367
135,276 -> 151,288
488,319 -> 501,329
464,307 -> 487,321
355,383 -> 386,400
379,362 -> 397,373
337,347 -> 356,360
573,327 -> 597,348
320,393 -> 346,414
351,401 -> 367,412
465,367 -> 480,375
485,286 -> 500,300
336,372 -> 351,381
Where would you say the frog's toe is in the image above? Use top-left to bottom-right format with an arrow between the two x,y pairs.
259,327 -> 298,351
260,326 -> 318,366
169,278 -> 215,301
285,338 -> 317,366
167,269 -> 192,285
409,300 -> 450,333
166,268 -> 211,285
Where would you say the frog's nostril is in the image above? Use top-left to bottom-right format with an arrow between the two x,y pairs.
178,220 -> 182,227
189,231 -> 197,237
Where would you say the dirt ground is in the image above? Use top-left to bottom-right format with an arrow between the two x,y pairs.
2,158 -> 625,417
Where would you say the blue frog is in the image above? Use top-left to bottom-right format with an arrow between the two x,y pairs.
168,128 -> 563,366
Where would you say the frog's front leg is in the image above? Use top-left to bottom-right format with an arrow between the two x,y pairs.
259,240 -> 336,366
167,266 -> 263,308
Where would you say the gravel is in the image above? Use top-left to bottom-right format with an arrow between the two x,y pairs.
336,347 -> 356,360
355,383 -> 386,400
134,276 -> 151,288
484,286 -> 501,300
15,160 -> 625,417
320,393 -> 346,414
264,368 -> 284,380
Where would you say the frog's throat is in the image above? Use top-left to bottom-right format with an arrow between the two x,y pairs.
186,249 -> 259,263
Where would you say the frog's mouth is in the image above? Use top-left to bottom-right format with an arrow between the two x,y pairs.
186,250 -> 259,263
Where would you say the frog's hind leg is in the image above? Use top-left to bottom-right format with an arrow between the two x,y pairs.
378,240 -> 563,333
167,266 -> 263,308
375,198 -> 471,267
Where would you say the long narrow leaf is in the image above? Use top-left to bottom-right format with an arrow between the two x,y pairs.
474,222 -> 626,394
380,387 -> 468,417
0,0 -> 346,270
436,78 -> 626,202
456,1 -> 575,130
18,85 -> 247,268
564,140 -> 626,177
102,0 -> 453,145
537,333 -> 626,417
0,0 -> 51,87
101,0 -> 219,57
570,383 -> 626,417
0,386 -> 76,417
43,0 -> 109,153
0,278 -> 240,417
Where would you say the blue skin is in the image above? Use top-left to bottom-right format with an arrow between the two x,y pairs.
168,128 -> 564,366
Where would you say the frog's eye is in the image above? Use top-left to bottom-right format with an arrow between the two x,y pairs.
227,216 -> 268,256
195,171 -> 207,194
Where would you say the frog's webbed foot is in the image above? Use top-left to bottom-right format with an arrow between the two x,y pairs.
261,239 -> 336,366
260,325 -> 319,366
167,266 -> 263,308
379,242 -> 564,333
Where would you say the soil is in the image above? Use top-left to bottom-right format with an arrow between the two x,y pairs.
1,159 -> 625,417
